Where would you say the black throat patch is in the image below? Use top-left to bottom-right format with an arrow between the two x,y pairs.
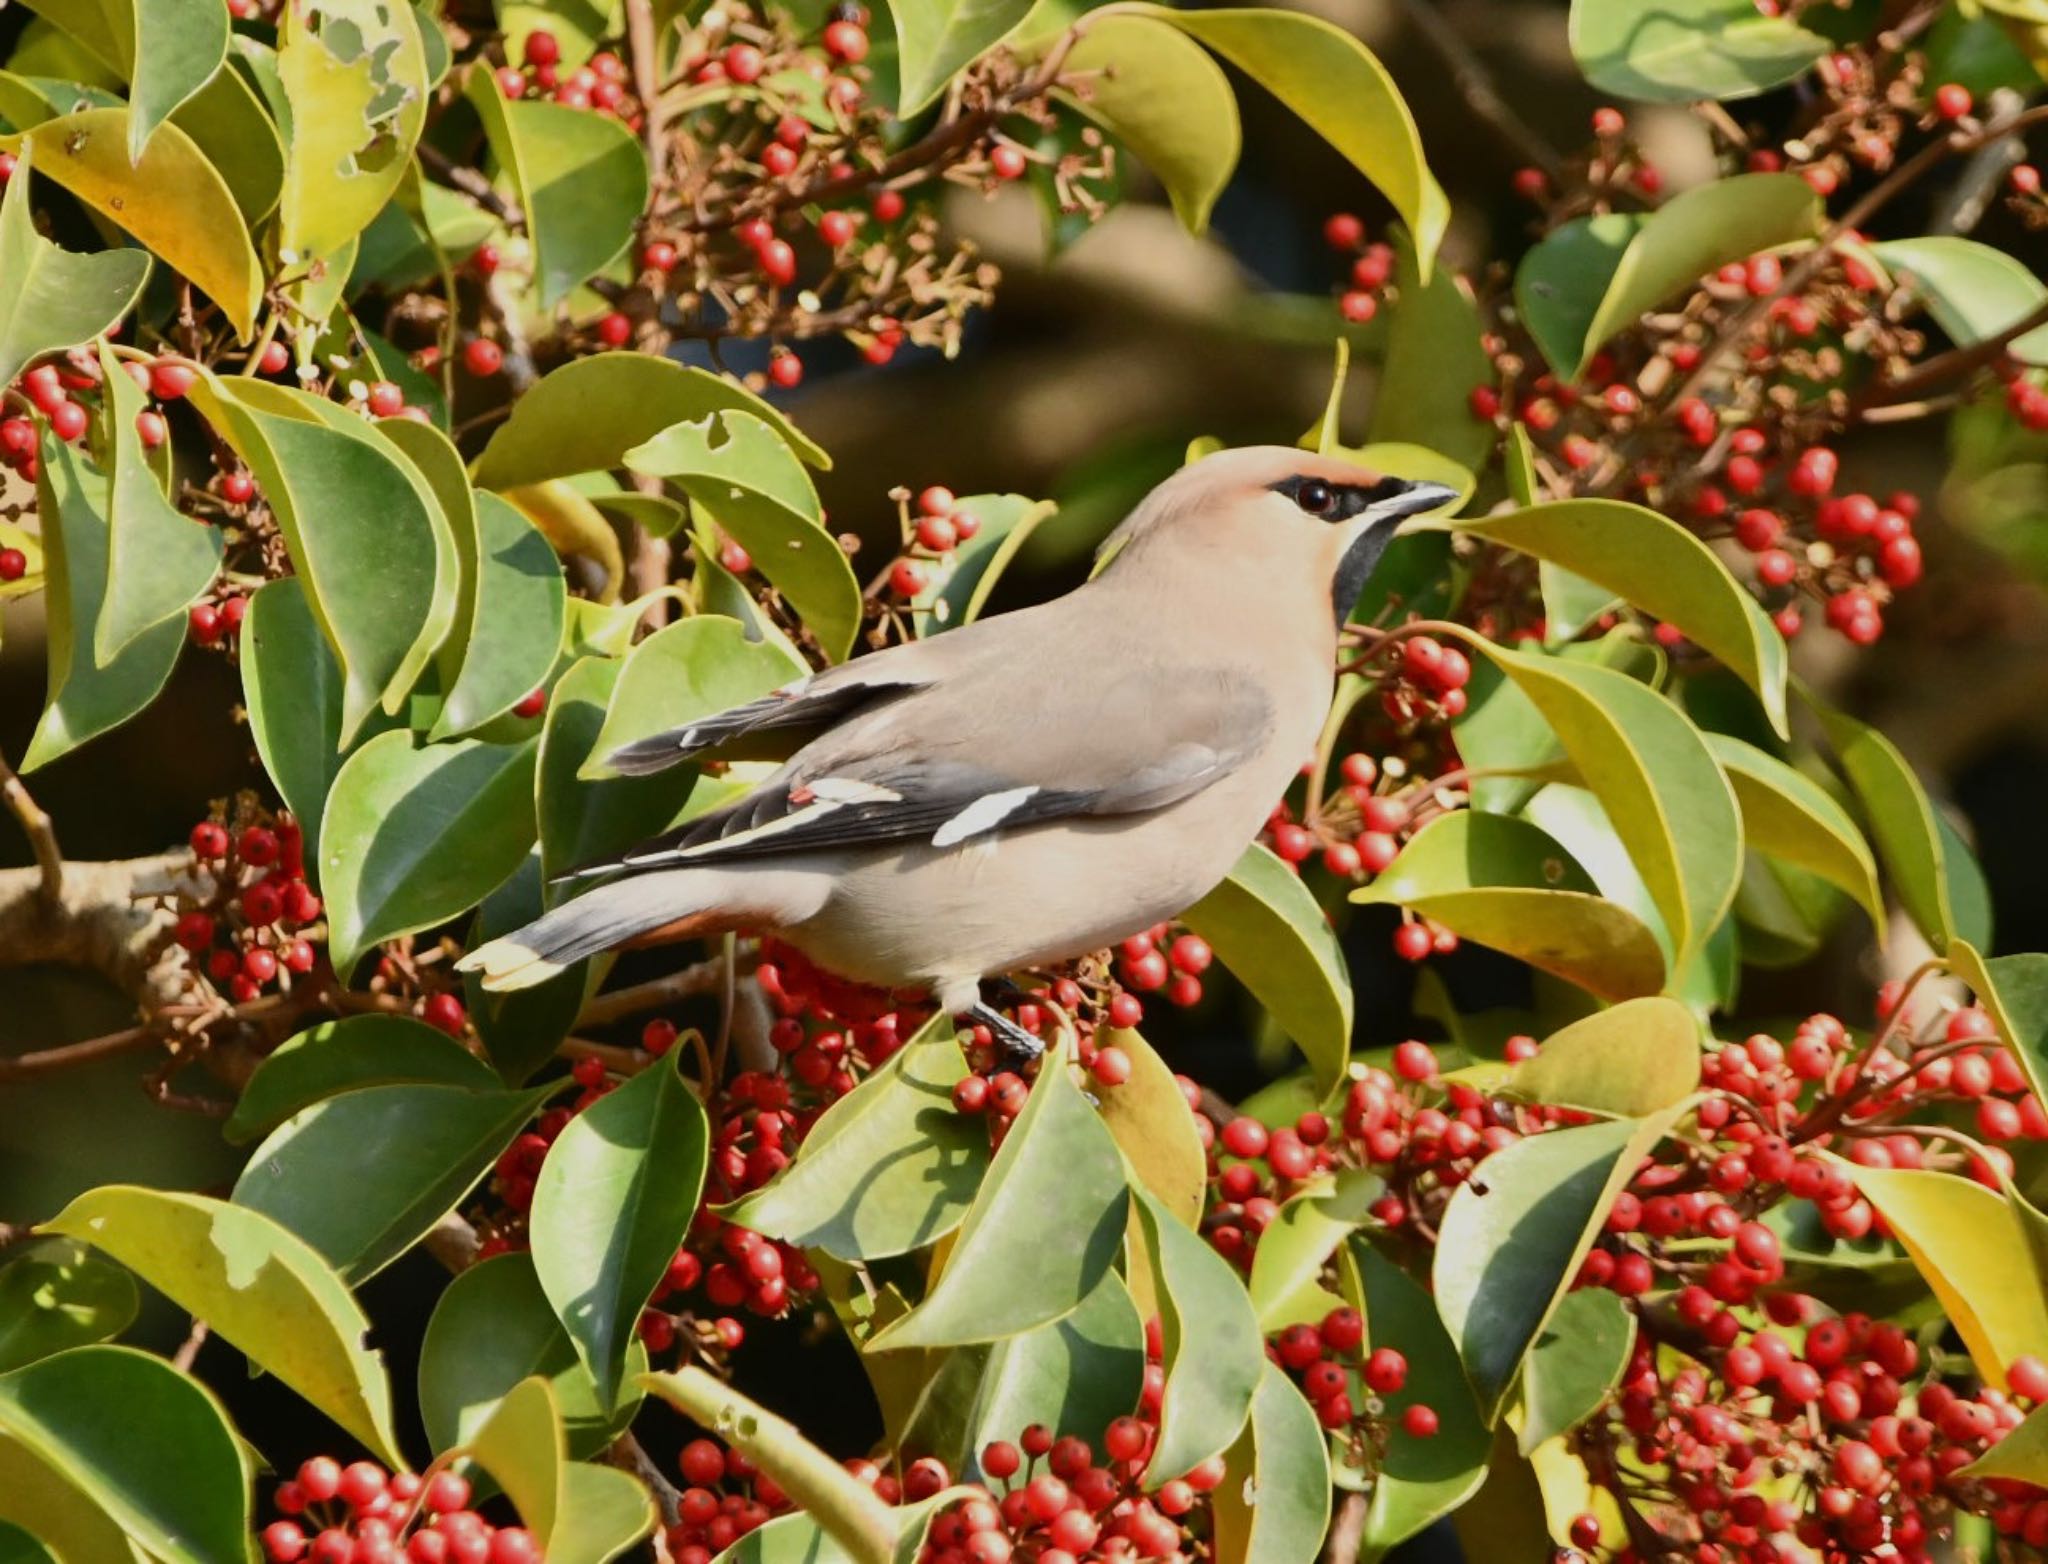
1331,525 -> 1397,628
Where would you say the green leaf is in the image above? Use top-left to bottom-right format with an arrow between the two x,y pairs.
462,1376 -> 565,1539
537,656 -> 712,888
1924,4 -> 2042,99
224,1014 -> 500,1144
1133,1183 -> 1265,1485
466,854 -> 589,1083
626,411 -> 863,663
582,615 -> 808,780
1212,1362 -> 1330,1564
233,1081 -> 553,1282
1094,1028 -> 1208,1230
277,0 -> 430,259
171,63 -> 285,224
0,1346 -> 251,1564
1842,1163 -> 2048,1390
1952,941 -> 2048,1111
241,578 -> 351,866
431,493 -> 567,739
1044,15 -> 1238,234
1965,1400 -> 2048,1487
375,414 -> 481,695
1813,696 -> 1992,951
869,1059 -> 1128,1351
551,1462 -> 657,1564
901,1272 -> 1144,1480
0,143 -> 149,391
1477,639 -> 1742,970
1351,1241 -> 1489,1557
1,109 -> 260,337
1353,811 -> 1667,1000
1514,214 -> 1643,388
1705,734 -> 1884,930
1432,1111 -> 1677,1421
887,0 -> 1036,114
93,340 -> 219,663
419,1252 -> 644,1457
1494,997 -> 1701,1116
113,0 -> 230,160
0,1520 -> 58,1564
531,1049 -> 708,1407
0,1435 -> 145,1564
466,64 -> 647,308
1247,1168 -> 1383,1332
1442,500 -> 1789,737
471,351 -> 828,489
1135,6 -> 1450,276
1366,229 -> 1494,470
1514,1287 -> 1635,1455
1568,0 -> 1832,101
1876,236 -> 2048,368
321,730 -> 539,975
909,493 -> 1057,636
43,1186 -> 402,1464
20,428 -> 183,772
191,378 -> 449,743
722,1016 -> 988,1261
0,1240 -> 137,1373
1182,843 -> 1353,1097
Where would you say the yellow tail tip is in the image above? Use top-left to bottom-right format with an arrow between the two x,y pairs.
456,938 -> 563,992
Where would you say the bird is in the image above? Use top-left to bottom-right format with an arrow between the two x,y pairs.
459,446 -> 1457,1061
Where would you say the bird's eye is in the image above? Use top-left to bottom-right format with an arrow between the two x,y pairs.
1296,480 -> 1334,515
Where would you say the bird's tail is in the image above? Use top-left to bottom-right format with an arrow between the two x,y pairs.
457,870 -> 735,992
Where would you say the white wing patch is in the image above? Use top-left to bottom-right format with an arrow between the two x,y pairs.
809,777 -> 904,804
932,786 -> 1039,849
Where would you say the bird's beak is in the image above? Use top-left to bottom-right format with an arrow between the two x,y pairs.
1377,479 -> 1462,536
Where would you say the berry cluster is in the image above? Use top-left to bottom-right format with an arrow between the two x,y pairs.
880,486 -> 986,603
260,1460 -> 535,1564
492,31 -> 637,120
171,806 -> 323,1003
661,1435 -> 795,1561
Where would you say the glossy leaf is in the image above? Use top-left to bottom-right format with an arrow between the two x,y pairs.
1094,1028 -> 1207,1230
550,1463 -> 657,1564
1438,501 -> 1789,735
472,351 -> 827,489
1495,998 -> 1700,1117
1965,1402 -> 2048,1486
1514,1287 -> 1635,1455
2,108 -> 259,336
1433,1110 -> 1678,1420
108,0 -> 230,159
1479,639 -> 1742,971
626,411 -> 863,663
465,854 -> 588,1083
910,494 -> 1057,636
277,0 -> 429,259
192,378 -> 447,742
1183,843 -> 1353,1096
1514,214 -> 1643,388
462,1376 -> 564,1539
1876,236 -> 2048,368
1814,697 -> 1993,952
240,578 -> 351,865
1247,1168 -> 1383,1332
0,1435 -> 143,1564
1367,229 -> 1494,470
0,1346 -> 251,1564
1048,15 -> 1238,233
724,1017 -> 988,1261
321,729 -> 538,970
169,63 -> 284,224
1138,6 -> 1449,275
1352,1241 -> 1490,1558
0,1240 -> 137,1373
1354,812 -> 1667,1000
43,1185 -> 402,1463
1706,734 -> 1884,930
1134,1184 -> 1265,1485
419,1253 -> 643,1456
21,429 -> 183,772
1952,941 -> 2048,1109
467,64 -> 647,307
583,615 -> 807,780
888,0 -> 1036,114
375,414 -> 481,694
0,143 -> 149,391
1212,1361 -> 1330,1564
1842,1162 -> 2048,1390
432,492 -> 567,740
870,1059 -> 1128,1351
234,1081 -> 554,1282
901,1272 -> 1145,1479
530,1050 -> 709,1406
1569,0 -> 1832,101
224,1014 -> 499,1144
0,1520 -> 58,1564
93,340 -> 219,663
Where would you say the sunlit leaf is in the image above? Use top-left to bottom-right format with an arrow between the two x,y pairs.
1569,0 -> 1832,101
1514,1288 -> 1635,1455
582,615 -> 807,780
1367,229 -> 1493,470
0,1240 -> 137,1374
1094,1028 -> 1207,1230
888,0 -> 1037,114
1211,1362 -> 1330,1564
1247,1168 -> 1382,1332
224,1014 -> 500,1145
1876,236 -> 2048,368
0,143 -> 149,391
431,493 -> 567,739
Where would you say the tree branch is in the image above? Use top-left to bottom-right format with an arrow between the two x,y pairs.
576,955 -> 738,1027
417,142 -> 523,228
1394,0 -> 1562,178
0,748 -> 62,906
1850,295 -> 2048,413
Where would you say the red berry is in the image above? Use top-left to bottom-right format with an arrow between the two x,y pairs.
723,43 -> 764,83
1401,1403 -> 1439,1437
916,514 -> 958,551
823,19 -> 869,61
596,311 -> 632,347
337,1460 -> 386,1509
258,339 -> 291,375
1935,83 -> 1972,119
423,992 -> 467,1036
49,401 -> 88,442
1591,106 -> 1625,136
1393,1040 -> 1436,1081
768,350 -> 804,389
917,485 -> 955,517
888,557 -> 928,596
512,687 -> 547,719
263,1521 -> 308,1562
872,188 -> 905,222
462,339 -> 505,377
989,144 -> 1027,181
759,239 -> 798,286
1339,291 -> 1378,324
2013,164 -> 2042,195
818,209 -> 858,248
524,29 -> 560,66
1323,213 -> 1363,249
1090,1046 -> 1132,1087
149,360 -> 198,401
1392,923 -> 1432,963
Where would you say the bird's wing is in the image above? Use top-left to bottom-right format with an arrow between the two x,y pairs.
563,663 -> 1275,877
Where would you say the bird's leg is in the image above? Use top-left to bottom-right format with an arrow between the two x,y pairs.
962,1001 -> 1045,1067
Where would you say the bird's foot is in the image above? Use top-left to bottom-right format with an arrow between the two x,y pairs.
963,1001 -> 1045,1069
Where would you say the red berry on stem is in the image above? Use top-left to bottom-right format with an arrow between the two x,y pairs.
1935,82 -> 1972,119
463,338 -> 505,377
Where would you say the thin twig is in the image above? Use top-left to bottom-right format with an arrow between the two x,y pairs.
607,1431 -> 686,1527
1394,0 -> 1562,178
1851,295 -> 2048,413
0,747 -> 62,906
417,142 -> 522,227
576,955 -> 737,1027
0,1023 -> 158,1083
171,1319 -> 210,1372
